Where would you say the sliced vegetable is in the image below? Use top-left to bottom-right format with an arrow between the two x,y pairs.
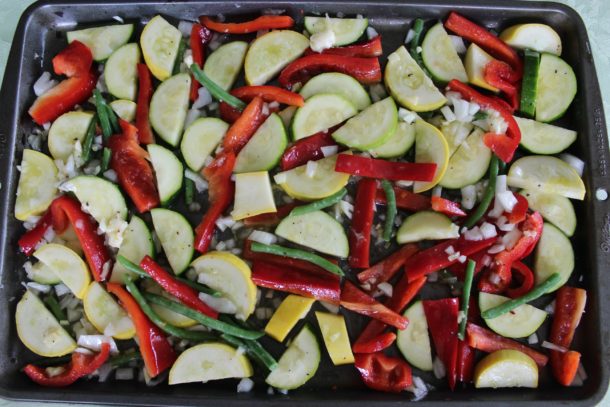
289,188 -> 346,217
14,150 -> 58,221
34,244 -> 91,299
304,16 -> 368,46
189,23 -> 213,101
480,292 -> 547,338
148,144 -> 184,205
299,72 -> 371,111
458,260 -> 476,340
396,211 -> 459,244
150,208 -> 194,275
381,180 -> 396,241
431,196 -> 467,217
292,93 -> 357,141
47,111 -> 94,161
140,15 -> 182,80
234,114 -> 287,173
463,154 -> 499,228
83,281 -> 135,339
265,295 -> 315,342
519,50 -> 540,117
180,117 -> 228,171
190,65 -> 246,109
465,44 -> 499,92
357,243 -> 419,287
369,121 -> 415,158
149,73 -> 191,146
250,242 -> 344,276
109,220 -> 155,285
316,312 -> 354,365
232,171 -> 277,220
535,54 -> 576,122
515,116 -> 577,155
500,23 -> 562,55
354,352 -> 412,393
421,22 -> 468,82
413,119 -> 450,192
335,153 -> 436,182
67,24 -> 133,61
348,178 -> 376,268
424,298 -> 459,390
522,189 -> 576,236
305,35 -> 382,58
439,128 -> 491,189
135,63 -> 155,144
220,85 -> 304,122
534,222 -> 575,292
375,186 -> 431,211
201,15 -> 294,34
203,41 -> 248,90
341,281 -> 408,329
223,96 -> 267,153
110,99 -> 137,122
397,301 -> 433,371
474,350 -> 538,388
105,43 -> 140,101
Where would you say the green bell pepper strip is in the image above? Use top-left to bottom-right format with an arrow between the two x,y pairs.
289,188 -> 347,217
184,178 -> 195,206
190,64 -> 247,110
101,147 -> 112,173
81,113 -> 97,163
94,89 -> 112,140
250,242 -> 344,277
380,180 -> 396,241
457,260 -> 476,340
463,154 -> 499,228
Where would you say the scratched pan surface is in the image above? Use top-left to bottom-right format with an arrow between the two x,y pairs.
0,0 -> 609,405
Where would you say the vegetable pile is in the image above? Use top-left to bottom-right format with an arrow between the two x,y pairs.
14,8 -> 588,397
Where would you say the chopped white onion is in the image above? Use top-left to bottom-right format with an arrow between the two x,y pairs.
237,377 -> 254,393
448,252 -> 461,262
199,292 -> 237,314
497,191 -> 518,213
449,35 -> 466,54
541,340 -> 568,353
501,227 -> 522,250
366,27 -> 379,39
453,99 -> 472,122
528,333 -> 539,344
433,356 -> 446,379
309,29 -> 336,53
112,15 -> 124,23
395,179 -> 414,188
544,300 -> 556,314
54,283 -> 71,297
96,363 -> 114,382
77,335 -> 119,354
33,71 -> 58,96
248,230 -> 278,245
184,107 -> 200,129
178,20 -> 194,37
463,226 -> 484,241
404,29 -> 415,44
274,172 -> 287,184
26,282 -> 51,294
377,282 -> 393,297
103,169 -> 118,183
479,222 -> 497,239
432,185 -> 443,197
461,185 -> 477,210
115,368 -> 134,380
444,245 -> 456,255
321,145 -> 338,157
440,105 -> 456,122
339,200 -> 354,219
407,376 -> 429,401
184,169 -> 209,192
560,153 -> 585,177
192,86 -> 213,109
488,244 -> 505,254
215,216 -> 236,232
498,222 -> 516,232
397,108 -> 419,124
320,301 -> 340,314
305,160 -> 318,178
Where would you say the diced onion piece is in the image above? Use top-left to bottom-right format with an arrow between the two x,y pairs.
366,27 -> 379,39
479,222 -> 497,239
77,335 -> 119,354
449,35 -> 466,54
309,29 -> 336,53
398,108 -> 420,124
528,333 -> 539,344
461,185 -> 477,210
440,106 -> 456,122
184,169 -> 209,192
377,282 -> 393,297
33,72 -> 58,96
541,340 -> 568,353
305,160 -> 318,178
178,20 -> 194,37
237,377 -> 254,393
433,356 -> 446,379
321,145 -> 338,157
560,153 -> 585,177
247,230 -> 278,245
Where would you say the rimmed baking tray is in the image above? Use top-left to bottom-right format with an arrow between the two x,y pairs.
0,0 -> 609,405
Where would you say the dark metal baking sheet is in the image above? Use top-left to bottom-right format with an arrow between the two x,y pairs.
0,0 -> 608,405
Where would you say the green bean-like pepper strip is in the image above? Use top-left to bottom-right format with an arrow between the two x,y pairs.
463,154 -> 499,228
409,19 -> 427,69
481,273 -> 561,319
94,89 -> 113,140
457,260 -> 476,340
81,114 -> 97,163
104,104 -> 120,134
380,180 -> 396,241
221,333 -> 278,371
125,278 -> 217,342
289,188 -> 347,217
109,350 -> 142,367
117,255 -> 222,297
173,39 -> 187,75
43,295 -> 69,326
184,178 -> 195,206
249,242 -> 344,276
190,64 -> 247,110
101,147 -> 112,173
143,292 -> 264,340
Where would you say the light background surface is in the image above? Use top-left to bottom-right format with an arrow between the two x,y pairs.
0,0 -> 608,405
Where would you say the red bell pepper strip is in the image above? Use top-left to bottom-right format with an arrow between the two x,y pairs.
194,151 -> 235,253
200,15 -> 294,34
23,343 -> 110,387
251,260 -> 340,304
29,71 -> 97,125
375,186 -> 431,211
444,12 -> 522,78
18,211 -> 54,256
357,244 -> 419,287
107,283 -> 176,377
52,40 -> 93,77
447,249 -> 488,281
279,54 -> 382,88
139,255 -> 218,319
484,60 -> 520,111
242,202 -> 299,227
50,195 -> 112,282
354,352 -> 412,393
222,96 -> 266,154
135,64 -> 155,144
405,236 -> 496,283
431,196 -> 467,217
335,154 -> 437,182
280,130 -> 339,171
340,281 -> 408,330
423,298 -> 459,390
349,178 -> 377,269
550,286 -> 587,386
242,240 -> 336,275
29,40 -> 97,125
478,211 -> 543,293
505,261 -> 534,298
456,339 -> 476,384
304,36 -> 383,58
219,85 -> 304,123
504,193 -> 529,224
447,80 -> 521,163
107,119 -> 159,213
466,322 -> 548,367
189,23 -> 213,102
353,276 -> 426,354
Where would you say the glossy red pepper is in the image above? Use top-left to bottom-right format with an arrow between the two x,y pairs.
18,211 -> 54,256
24,343 -> 110,387
504,192 -> 529,224
304,36 -> 383,58
354,352 -> 412,393
29,41 -> 97,125
279,54 -> 382,88
335,154 -> 437,182
550,286 -> 587,386
251,260 -> 340,304
446,80 -> 521,163
139,256 -> 218,319
456,339 -> 475,384
107,119 -> 159,213
280,130 -> 339,171
135,64 -> 155,144
353,275 -> 426,354
107,283 -> 176,377
431,196 -> 467,217
405,236 -> 496,283
220,86 -> 304,123
349,178 -> 377,269
200,15 -> 294,34
445,12 -> 522,78
484,60 -> 520,111
222,96 -> 267,154
52,40 -> 93,77
340,281 -> 408,330
375,186 -> 431,211
505,261 -> 534,298
50,196 -> 112,282
242,240 -> 336,275
189,23 -> 213,102
357,244 -> 419,287
478,211 -> 543,293
194,151 -> 235,253
242,202 -> 299,227
466,322 -> 548,367
423,298 -> 459,390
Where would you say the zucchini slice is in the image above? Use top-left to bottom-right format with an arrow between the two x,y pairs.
235,114 -> 287,173
474,350 -> 538,389
500,23 -> 562,55
369,121 -> 415,158
515,116 -> 577,154
15,149 -> 58,221
439,128 -> 491,189
465,43 -> 499,93
204,41 -> 248,91
479,292 -> 547,338
109,99 -> 137,122
105,43 -> 140,101
535,53 -> 577,122
397,211 -> 459,244
149,73 -> 191,146
534,222 -> 574,292
421,22 -> 468,83
180,117 -> 228,172
150,208 -> 194,275
140,15 -> 181,80
291,93 -> 357,141
110,216 -> 155,284
299,72 -> 371,111
47,111 -> 94,161
304,16 -> 368,46
67,24 -> 134,61
521,189 -> 576,237
83,281 -> 135,339
148,144 -> 183,205
61,175 -> 128,224
396,301 -> 433,371
34,244 -> 91,299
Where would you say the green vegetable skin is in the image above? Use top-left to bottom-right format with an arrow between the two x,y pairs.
458,260 -> 475,340
380,180 -> 396,241
463,155 -> 499,228
249,242 -> 344,276
289,188 -> 347,217
520,50 -> 540,117
190,64 -> 246,110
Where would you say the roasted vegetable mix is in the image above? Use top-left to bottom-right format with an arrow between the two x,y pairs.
13,8 -> 587,398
